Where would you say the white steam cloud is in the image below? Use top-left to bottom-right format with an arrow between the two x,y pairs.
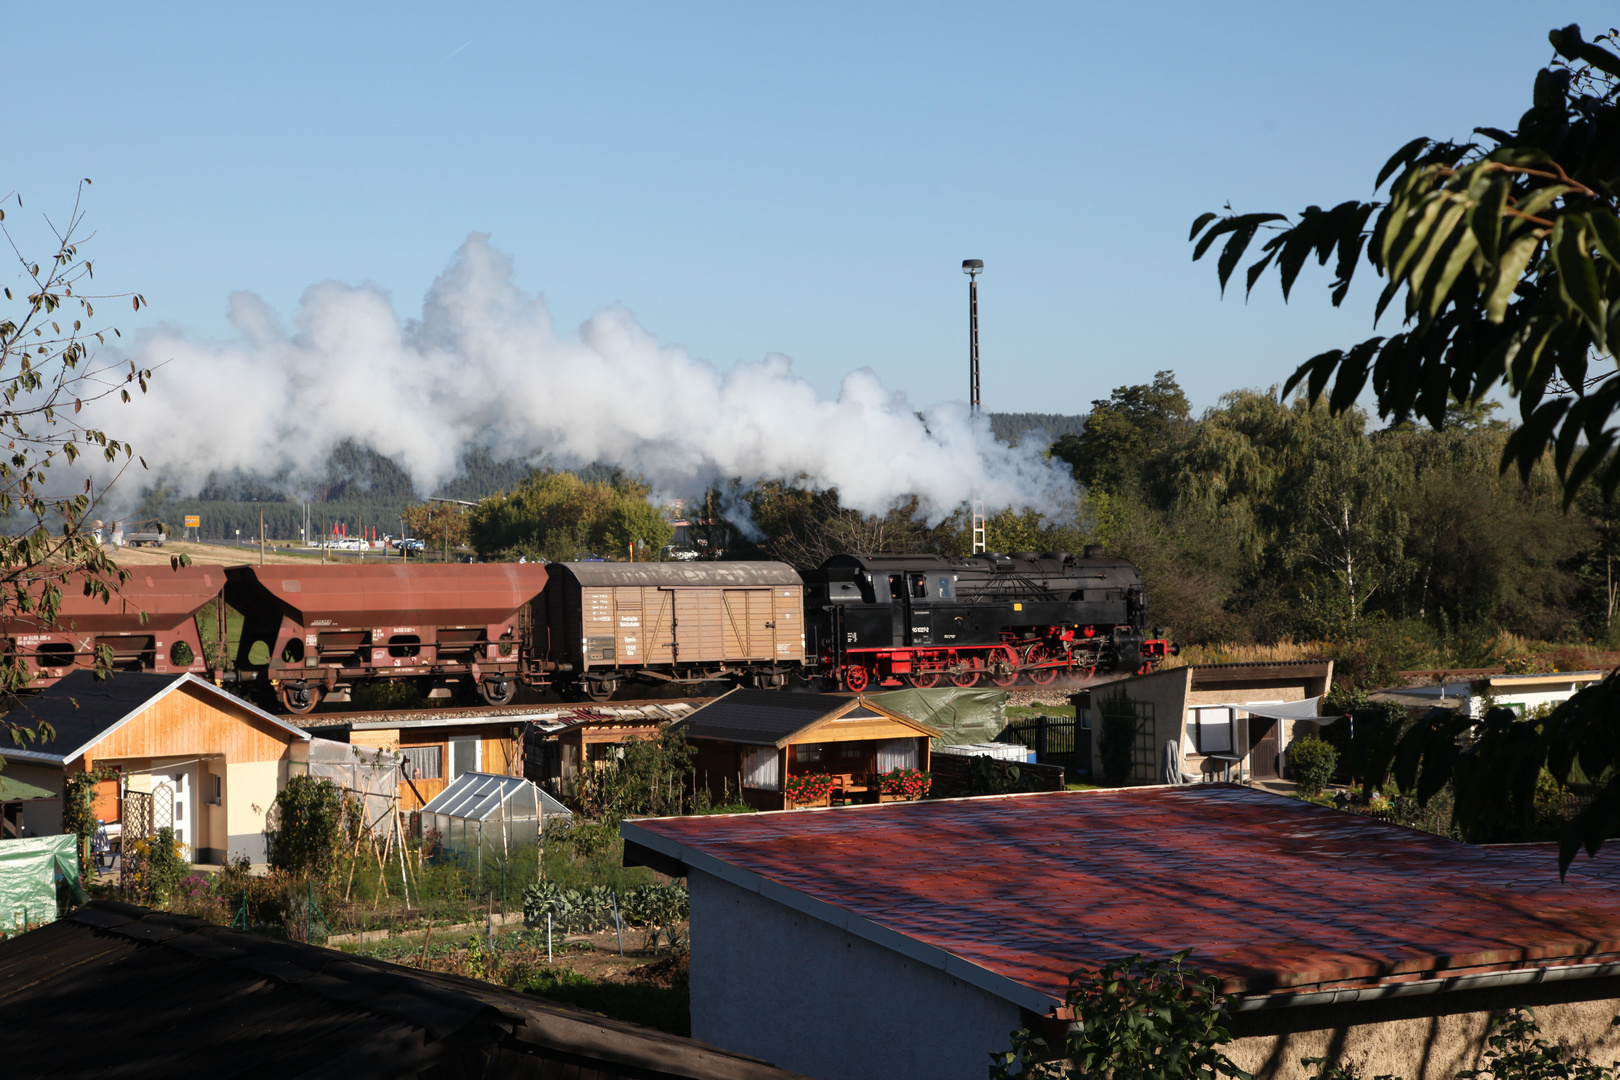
98,235 -> 1076,520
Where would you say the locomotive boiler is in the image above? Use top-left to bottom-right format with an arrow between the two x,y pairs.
802,547 -> 1171,691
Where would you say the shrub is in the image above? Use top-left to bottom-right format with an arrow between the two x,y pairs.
266,776 -> 345,882
1289,734 -> 1338,797
126,827 -> 189,906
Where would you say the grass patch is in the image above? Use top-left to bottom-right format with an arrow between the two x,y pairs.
523,964 -> 690,1036
1006,704 -> 1076,718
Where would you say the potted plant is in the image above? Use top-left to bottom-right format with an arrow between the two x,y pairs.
878,767 -> 931,802
785,772 -> 836,808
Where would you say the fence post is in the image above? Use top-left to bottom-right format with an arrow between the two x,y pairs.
1036,716 -> 1048,762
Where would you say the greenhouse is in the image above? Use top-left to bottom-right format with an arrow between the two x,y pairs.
419,772 -> 567,870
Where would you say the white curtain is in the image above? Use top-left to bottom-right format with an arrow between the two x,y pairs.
741,747 -> 780,791
876,738 -> 918,773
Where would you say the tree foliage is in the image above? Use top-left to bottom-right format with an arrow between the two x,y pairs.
0,183 -> 168,747
1190,25 -> 1620,506
469,469 -> 673,562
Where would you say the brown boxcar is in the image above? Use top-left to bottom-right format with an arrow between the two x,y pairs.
225,563 -> 550,712
542,562 -> 805,699
2,565 -> 224,688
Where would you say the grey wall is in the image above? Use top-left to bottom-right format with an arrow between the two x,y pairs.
689,869 -> 1026,1080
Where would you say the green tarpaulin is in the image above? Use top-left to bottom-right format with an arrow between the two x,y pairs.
865,688 -> 1009,747
0,834 -> 84,933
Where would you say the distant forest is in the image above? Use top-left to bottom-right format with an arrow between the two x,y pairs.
131,415 -> 1075,541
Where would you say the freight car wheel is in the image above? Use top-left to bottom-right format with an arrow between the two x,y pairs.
478,677 -> 516,706
843,665 -> 870,692
584,680 -> 616,702
1023,643 -> 1061,686
280,683 -> 320,714
904,670 -> 940,688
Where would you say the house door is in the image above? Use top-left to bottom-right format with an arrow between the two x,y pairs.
154,769 -> 194,858
1248,718 -> 1279,780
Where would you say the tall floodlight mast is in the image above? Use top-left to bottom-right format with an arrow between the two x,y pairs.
963,259 -> 983,416
963,259 -> 987,553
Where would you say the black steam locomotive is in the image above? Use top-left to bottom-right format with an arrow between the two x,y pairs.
803,547 -> 1172,691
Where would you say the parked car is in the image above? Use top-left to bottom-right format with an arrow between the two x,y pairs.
393,538 -> 425,552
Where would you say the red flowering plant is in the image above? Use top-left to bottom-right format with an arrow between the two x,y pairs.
785,772 -> 836,804
879,768 -> 931,799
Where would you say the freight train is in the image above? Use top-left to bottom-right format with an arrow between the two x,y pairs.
1,548 -> 1171,712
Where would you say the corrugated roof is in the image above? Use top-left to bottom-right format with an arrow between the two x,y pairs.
420,771 -> 569,820
552,561 -> 800,587
0,671 -> 308,766
625,786 -> 1620,1007
0,901 -> 811,1079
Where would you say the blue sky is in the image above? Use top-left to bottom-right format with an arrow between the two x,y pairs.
5,2 -> 1612,419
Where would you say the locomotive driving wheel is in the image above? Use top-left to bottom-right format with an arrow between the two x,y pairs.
279,682 -> 320,714
1023,642 -> 1061,685
948,658 -> 982,688
843,665 -> 870,692
904,670 -> 940,688
989,645 -> 1021,688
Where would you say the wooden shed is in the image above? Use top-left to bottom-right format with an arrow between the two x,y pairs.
304,713 -> 530,812
0,670 -> 311,864
677,689 -> 940,811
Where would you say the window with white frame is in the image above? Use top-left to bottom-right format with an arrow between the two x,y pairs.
1189,707 -> 1234,754
741,747 -> 780,791
449,737 -> 479,781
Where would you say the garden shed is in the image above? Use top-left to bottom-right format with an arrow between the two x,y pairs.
676,689 -> 941,810
420,772 -> 566,867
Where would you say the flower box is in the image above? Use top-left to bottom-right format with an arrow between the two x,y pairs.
877,767 -> 931,801
784,772 -> 836,808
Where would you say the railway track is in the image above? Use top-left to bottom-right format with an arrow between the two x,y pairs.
297,696 -> 720,726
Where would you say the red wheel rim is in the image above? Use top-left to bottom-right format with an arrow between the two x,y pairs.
1024,642 -> 1061,685
949,658 -> 981,688
845,665 -> 870,692
904,670 -> 940,688
989,646 -> 1021,688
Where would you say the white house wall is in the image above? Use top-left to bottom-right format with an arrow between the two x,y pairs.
688,868 -> 1026,1080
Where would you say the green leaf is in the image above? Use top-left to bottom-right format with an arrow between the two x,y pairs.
1485,234 -> 1541,322
1376,136 -> 1432,189
1552,217 -> 1608,349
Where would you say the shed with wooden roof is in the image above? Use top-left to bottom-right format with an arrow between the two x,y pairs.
675,689 -> 940,810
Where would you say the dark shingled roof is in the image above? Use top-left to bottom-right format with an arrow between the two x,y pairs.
0,901 -> 812,1080
676,689 -> 856,746
0,670 -> 305,765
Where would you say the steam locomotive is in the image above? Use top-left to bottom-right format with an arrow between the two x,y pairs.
1,547 -> 1170,712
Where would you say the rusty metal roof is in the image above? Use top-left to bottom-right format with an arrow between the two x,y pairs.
7,564 -> 227,633
625,785 -> 1620,1010
551,561 -> 800,588
0,901 -> 813,1080
225,562 -> 549,627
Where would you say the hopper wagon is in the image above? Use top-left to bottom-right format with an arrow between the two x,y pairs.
223,563 -> 552,713
2,564 -> 223,688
